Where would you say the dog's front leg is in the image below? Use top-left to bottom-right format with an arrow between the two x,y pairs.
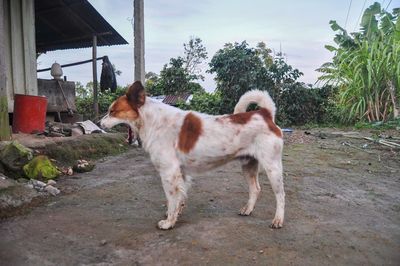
158,168 -> 186,230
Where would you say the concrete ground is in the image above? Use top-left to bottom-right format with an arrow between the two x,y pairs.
0,130 -> 399,265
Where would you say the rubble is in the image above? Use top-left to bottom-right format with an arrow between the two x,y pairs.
27,179 -> 61,196
44,185 -> 60,196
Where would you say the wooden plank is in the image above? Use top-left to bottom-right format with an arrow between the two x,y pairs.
92,35 -> 99,119
134,0 -> 145,83
0,0 -> 11,140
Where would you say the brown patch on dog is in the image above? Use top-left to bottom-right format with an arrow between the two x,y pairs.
227,112 -> 254,124
258,108 -> 282,138
108,96 -> 139,121
126,81 -> 146,110
227,108 -> 282,137
178,113 -> 203,153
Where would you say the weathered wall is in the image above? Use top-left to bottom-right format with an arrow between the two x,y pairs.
3,0 -> 37,112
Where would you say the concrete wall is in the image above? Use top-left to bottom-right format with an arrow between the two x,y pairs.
3,0 -> 37,112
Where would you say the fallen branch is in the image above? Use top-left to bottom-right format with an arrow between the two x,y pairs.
363,137 -> 400,148
342,141 -> 374,154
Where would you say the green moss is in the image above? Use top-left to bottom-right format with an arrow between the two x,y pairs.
23,155 -> 60,180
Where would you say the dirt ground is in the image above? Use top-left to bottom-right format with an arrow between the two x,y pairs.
0,129 -> 399,265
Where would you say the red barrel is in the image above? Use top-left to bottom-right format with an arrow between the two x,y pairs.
12,94 -> 47,134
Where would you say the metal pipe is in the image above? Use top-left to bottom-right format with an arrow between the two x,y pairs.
37,57 -> 104,72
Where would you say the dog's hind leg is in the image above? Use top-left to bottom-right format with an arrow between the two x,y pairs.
239,158 -> 261,216
257,139 -> 285,228
158,167 -> 187,230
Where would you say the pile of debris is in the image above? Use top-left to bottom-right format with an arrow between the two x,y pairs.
39,120 -> 105,137
0,141 -> 96,200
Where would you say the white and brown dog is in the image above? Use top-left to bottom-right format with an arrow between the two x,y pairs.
100,81 -> 285,230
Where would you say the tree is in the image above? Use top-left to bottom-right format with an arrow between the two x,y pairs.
209,41 -> 303,114
145,72 -> 163,96
318,2 -> 400,122
183,36 -> 208,80
145,37 -> 208,96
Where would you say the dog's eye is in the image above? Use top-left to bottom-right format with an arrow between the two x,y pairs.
109,110 -> 115,114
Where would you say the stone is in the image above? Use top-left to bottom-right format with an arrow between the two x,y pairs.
31,180 -> 47,188
47,180 -> 57,186
71,127 -> 84,137
45,185 -> 60,196
23,155 -> 60,180
0,176 -> 16,190
0,141 -> 33,178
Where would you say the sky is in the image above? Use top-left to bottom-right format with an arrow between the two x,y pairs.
37,0 -> 399,91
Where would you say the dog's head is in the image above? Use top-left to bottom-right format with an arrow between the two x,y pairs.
100,81 -> 146,129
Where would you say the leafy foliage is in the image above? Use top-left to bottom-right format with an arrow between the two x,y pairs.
209,41 -> 304,115
277,84 -> 339,126
146,37 -> 207,96
183,36 -> 208,80
177,91 -> 222,115
208,41 -> 273,114
75,82 -> 127,120
318,2 -> 400,122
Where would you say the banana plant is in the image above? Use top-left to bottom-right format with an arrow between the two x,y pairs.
318,2 -> 400,122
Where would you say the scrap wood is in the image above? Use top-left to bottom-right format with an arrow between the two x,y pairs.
363,137 -> 400,148
342,141 -> 374,154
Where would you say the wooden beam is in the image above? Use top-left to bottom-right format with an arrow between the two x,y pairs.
92,35 -> 99,119
134,0 -> 145,83
36,31 -> 112,48
0,0 -> 11,140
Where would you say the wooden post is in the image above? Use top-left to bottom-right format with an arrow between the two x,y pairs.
134,0 -> 145,83
92,34 -> 99,119
0,0 -> 11,140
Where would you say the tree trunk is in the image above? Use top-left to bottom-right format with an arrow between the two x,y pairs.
388,80 -> 399,119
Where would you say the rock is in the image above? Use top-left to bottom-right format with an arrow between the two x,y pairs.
71,127 -> 84,137
47,180 -> 57,186
0,181 -> 39,211
0,141 -> 33,178
45,185 -> 60,196
0,176 -> 16,189
23,155 -> 60,180
31,180 -> 47,188
100,239 -> 107,246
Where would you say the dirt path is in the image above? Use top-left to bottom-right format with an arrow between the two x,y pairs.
1,131 -> 399,265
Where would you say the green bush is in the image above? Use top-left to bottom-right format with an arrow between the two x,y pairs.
177,91 -> 222,115
277,84 -> 339,126
75,83 -> 127,120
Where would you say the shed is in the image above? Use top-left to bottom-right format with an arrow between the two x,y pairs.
1,0 -> 128,112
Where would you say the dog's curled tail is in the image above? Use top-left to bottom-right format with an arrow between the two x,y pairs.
234,90 -> 276,120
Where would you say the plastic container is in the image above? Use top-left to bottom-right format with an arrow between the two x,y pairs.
12,94 -> 47,134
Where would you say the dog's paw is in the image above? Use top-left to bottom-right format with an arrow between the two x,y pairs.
270,218 -> 283,229
238,204 -> 253,216
158,219 -> 175,230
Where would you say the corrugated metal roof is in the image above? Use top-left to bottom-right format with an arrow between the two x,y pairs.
35,0 -> 128,53
162,93 -> 192,106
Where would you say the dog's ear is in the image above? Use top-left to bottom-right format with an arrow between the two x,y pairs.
126,81 -> 146,109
